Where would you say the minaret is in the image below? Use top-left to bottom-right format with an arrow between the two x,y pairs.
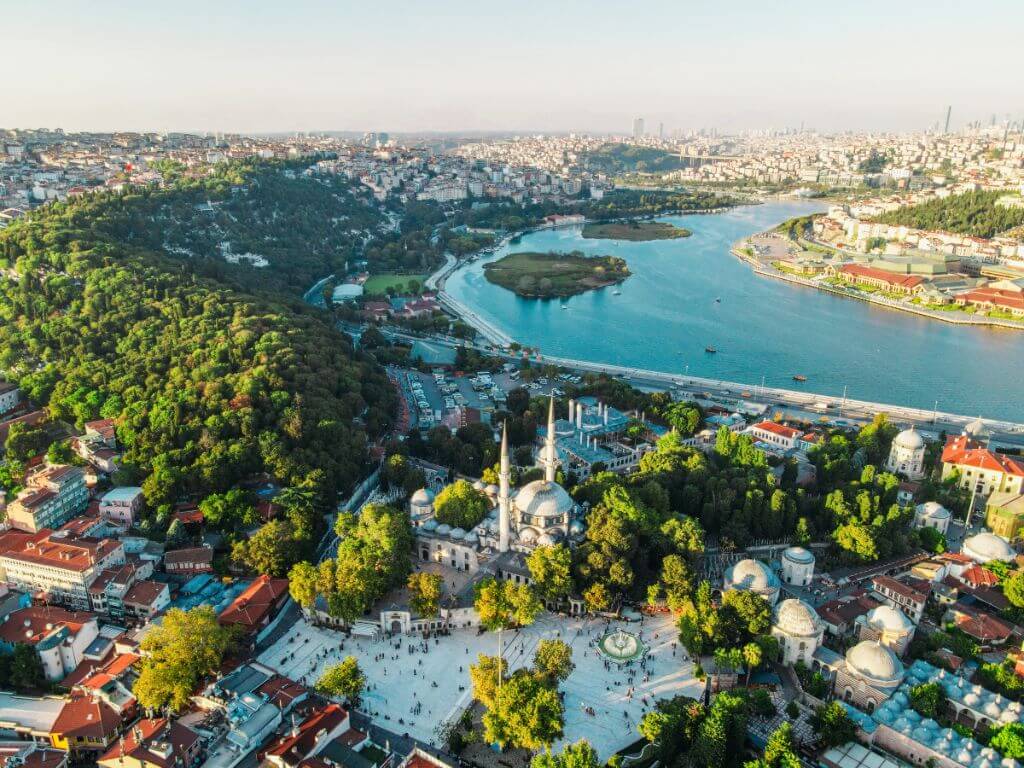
543,395 -> 557,484
498,422 -> 511,553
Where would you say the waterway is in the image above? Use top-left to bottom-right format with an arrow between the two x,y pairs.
444,200 -> 1024,422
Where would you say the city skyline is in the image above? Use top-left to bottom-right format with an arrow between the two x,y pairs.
6,0 -> 1023,135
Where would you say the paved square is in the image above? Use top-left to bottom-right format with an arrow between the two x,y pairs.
258,611 -> 701,759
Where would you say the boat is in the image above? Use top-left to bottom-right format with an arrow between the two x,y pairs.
715,297 -> 721,303
561,305 -> 569,310
793,374 -> 808,382
612,290 -> 622,296
704,346 -> 717,354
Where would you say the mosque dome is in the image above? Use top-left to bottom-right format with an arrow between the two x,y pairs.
774,598 -> 823,637
421,518 -> 438,532
865,605 -> 914,634
963,532 -> 1016,563
435,523 -> 452,536
463,532 -> 478,546
485,484 -> 499,497
450,527 -> 466,540
724,558 -> 780,593
411,488 -> 435,506
519,527 -> 539,545
846,640 -> 904,684
514,480 -> 574,519
569,520 -> 586,536
893,427 -> 925,451
916,501 -> 951,521
782,546 -> 814,565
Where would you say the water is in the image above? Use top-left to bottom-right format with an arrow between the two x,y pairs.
444,200 -> 1024,421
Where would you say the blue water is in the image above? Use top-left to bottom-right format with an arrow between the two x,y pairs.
444,200 -> 1024,421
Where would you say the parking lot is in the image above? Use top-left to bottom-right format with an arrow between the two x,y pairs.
394,365 -> 572,430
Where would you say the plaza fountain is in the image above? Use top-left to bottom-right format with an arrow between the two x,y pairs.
597,627 -> 647,664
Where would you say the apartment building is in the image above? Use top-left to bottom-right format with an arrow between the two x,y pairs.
0,381 -> 20,415
0,529 -> 125,610
6,466 -> 89,533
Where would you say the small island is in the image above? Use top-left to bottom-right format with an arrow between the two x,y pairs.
483,250 -> 631,298
582,220 -> 691,241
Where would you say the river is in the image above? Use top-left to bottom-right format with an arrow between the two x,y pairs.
443,200 -> 1024,422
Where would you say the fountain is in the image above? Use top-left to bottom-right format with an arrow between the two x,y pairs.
597,627 -> 647,664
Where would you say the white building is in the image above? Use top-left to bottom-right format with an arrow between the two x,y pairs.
857,605 -> 916,655
781,546 -> 815,587
913,501 -> 951,535
747,421 -> 802,451
0,606 -> 100,681
962,531 -> 1016,564
771,598 -> 825,665
98,487 -> 144,527
886,428 -> 927,480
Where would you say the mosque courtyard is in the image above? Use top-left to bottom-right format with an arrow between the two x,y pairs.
257,611 -> 703,759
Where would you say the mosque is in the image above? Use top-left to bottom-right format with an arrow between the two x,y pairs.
885,427 -> 928,481
409,397 -> 587,574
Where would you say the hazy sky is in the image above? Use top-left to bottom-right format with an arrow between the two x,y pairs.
5,0 -> 1022,135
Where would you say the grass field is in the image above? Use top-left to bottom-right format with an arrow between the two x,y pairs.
362,273 -> 427,296
483,251 -> 630,298
582,221 -> 691,241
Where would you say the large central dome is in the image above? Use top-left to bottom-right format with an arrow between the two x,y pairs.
514,480 -> 574,519
774,598 -> 823,637
846,640 -> 904,684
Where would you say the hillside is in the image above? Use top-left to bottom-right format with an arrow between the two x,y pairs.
0,173 -> 396,534
872,190 -> 1024,238
584,143 -> 686,175
89,159 -> 386,295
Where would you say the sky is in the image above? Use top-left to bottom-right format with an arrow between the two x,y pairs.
5,0 -> 1023,135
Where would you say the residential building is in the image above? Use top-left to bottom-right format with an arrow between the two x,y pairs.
747,421 -> 802,451
0,606 -> 100,682
50,691 -> 123,755
6,466 -> 88,533
122,580 -> 170,620
0,692 -> 65,743
263,703 -> 352,768
0,382 -> 20,416
163,546 -> 214,576
96,718 -> 203,768
870,575 -> 929,623
0,742 -> 68,768
217,574 -> 289,642
0,529 -> 125,610
97,487 -> 143,527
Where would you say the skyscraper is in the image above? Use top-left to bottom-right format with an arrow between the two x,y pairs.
632,117 -> 644,140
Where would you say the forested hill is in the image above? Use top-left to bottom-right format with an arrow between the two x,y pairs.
872,189 -> 1024,239
583,143 -> 687,175
0,176 -> 397,526
89,159 -> 385,295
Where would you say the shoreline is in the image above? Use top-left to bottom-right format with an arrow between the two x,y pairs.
730,240 -> 1024,332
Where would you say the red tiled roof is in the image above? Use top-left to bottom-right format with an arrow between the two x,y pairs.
255,674 -> 308,711
123,579 -> 167,608
952,606 -> 1013,642
265,703 -> 348,763
0,606 -> 96,647
942,435 -> 1024,477
52,692 -> 122,744
218,574 -> 289,630
96,718 -> 200,768
960,565 -> 1000,588
958,287 -> 1024,312
839,263 -> 924,289
752,421 -> 802,439
1,530 -> 123,573
872,574 -> 929,603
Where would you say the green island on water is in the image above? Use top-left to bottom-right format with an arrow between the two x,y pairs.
483,250 -> 631,298
582,220 -> 691,241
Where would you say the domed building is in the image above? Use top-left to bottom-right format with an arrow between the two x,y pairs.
771,598 -> 824,665
409,487 -> 435,523
913,501 -> 951,535
885,427 -> 927,480
858,604 -> 916,654
781,546 -> 815,587
963,532 -> 1016,564
833,640 -> 906,712
723,558 -> 781,605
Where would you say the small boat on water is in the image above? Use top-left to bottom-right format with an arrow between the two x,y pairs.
715,297 -> 721,303
705,346 -> 717,354
612,290 -> 622,296
561,305 -> 569,310
793,374 -> 808,382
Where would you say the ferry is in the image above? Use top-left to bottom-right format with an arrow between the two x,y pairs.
704,346 -> 717,354
792,374 -> 807,382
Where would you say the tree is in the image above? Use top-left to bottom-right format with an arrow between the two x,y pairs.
746,722 -> 801,768
743,642 -> 763,686
527,544 -> 574,603
232,519 -> 299,577
917,525 -> 947,554
407,572 -> 444,617
483,671 -> 564,750
534,639 -> 574,683
133,607 -> 237,712
289,561 -> 318,608
1004,570 -> 1024,609
810,702 -> 857,748
474,577 -> 541,689
583,582 -> 611,613
691,692 -> 747,768
316,656 -> 366,704
7,644 -> 46,692
639,695 -> 705,767
990,723 -> 1024,760
199,489 -> 257,532
469,654 -> 507,709
909,682 -> 945,719
433,480 -> 490,529
531,740 -> 601,768
4,422 -> 48,464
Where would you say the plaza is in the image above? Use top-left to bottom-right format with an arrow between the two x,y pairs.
257,611 -> 702,759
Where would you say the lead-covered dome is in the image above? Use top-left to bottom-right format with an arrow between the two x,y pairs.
893,427 -> 925,451
411,487 -> 435,506
963,532 -> 1015,563
514,480 -> 574,519
774,598 -> 823,637
724,558 -> 780,593
865,605 -> 914,634
846,640 -> 904,684
916,501 -> 951,521
783,546 -> 814,565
